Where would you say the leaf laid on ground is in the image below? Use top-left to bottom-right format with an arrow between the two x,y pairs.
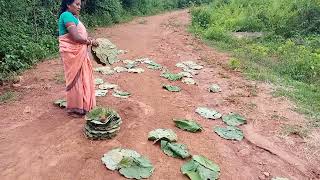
209,84 -> 221,93
144,60 -> 162,70
163,85 -> 181,92
102,148 -> 154,179
271,178 -> 289,180
95,90 -> 108,97
160,140 -> 191,159
85,107 -> 119,123
114,66 -> 128,73
196,107 -> 222,120
182,78 -> 196,85
222,113 -> 246,126
94,66 -> 115,75
161,72 -> 183,81
148,129 -> 177,142
214,126 -> 244,141
173,119 -> 202,132
181,155 -> 220,180
125,62 -> 138,69
112,90 -> 131,98
95,78 -> 104,85
99,83 -> 118,90
53,99 -> 67,108
128,68 -> 145,73
178,71 -> 193,78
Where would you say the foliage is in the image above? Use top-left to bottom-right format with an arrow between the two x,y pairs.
0,0 -> 211,83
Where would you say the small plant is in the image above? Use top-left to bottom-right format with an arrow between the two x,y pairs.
228,58 -> 241,70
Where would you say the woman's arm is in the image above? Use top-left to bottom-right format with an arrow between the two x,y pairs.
66,22 -> 91,45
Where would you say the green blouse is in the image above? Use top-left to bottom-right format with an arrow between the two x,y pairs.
58,11 -> 79,36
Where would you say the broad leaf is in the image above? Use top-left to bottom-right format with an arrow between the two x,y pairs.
95,78 -> 104,85
148,129 -> 177,142
160,140 -> 190,159
95,89 -> 108,97
53,99 -> 67,108
161,72 -> 183,81
163,85 -> 181,92
209,84 -> 221,93
102,148 -> 154,179
99,83 -> 118,90
182,78 -> 196,85
173,119 -> 202,132
113,90 -> 131,98
222,113 -> 246,126
214,126 -> 244,141
196,107 -> 222,120
181,155 -> 220,180
128,68 -> 145,73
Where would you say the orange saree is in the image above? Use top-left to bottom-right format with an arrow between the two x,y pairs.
59,21 -> 95,114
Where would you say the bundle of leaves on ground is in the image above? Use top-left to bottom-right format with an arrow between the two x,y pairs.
53,99 -> 67,108
94,66 -> 115,75
174,119 -> 202,133
214,126 -> 244,141
163,85 -> 181,92
222,113 -> 246,126
95,89 -> 108,97
161,72 -> 183,81
196,107 -> 222,120
84,107 -> 122,140
95,78 -> 104,85
148,129 -> 177,143
161,140 -> 191,159
102,148 -> 154,179
181,155 -> 220,180
91,38 -> 119,65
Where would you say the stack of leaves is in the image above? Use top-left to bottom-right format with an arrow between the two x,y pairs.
161,72 -> 183,81
148,129 -> 191,159
196,107 -> 222,120
181,155 -> 220,180
53,99 -> 67,108
84,107 -> 122,140
94,66 -> 115,75
102,148 -> 154,179
92,38 -> 119,65
174,119 -> 202,133
163,85 -> 181,92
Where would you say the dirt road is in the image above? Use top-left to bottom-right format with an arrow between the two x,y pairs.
0,10 -> 319,180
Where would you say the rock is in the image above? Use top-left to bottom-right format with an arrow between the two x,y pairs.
263,172 -> 270,177
24,106 -> 31,113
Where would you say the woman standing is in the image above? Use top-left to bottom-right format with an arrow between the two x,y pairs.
58,0 -> 98,117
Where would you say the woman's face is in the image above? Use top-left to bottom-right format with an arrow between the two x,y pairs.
67,0 -> 81,16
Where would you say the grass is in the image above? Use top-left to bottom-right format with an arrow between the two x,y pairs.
0,91 -> 17,104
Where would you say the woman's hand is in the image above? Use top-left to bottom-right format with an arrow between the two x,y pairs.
91,39 -> 99,47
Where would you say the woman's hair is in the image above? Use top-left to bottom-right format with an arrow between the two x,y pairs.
59,0 -> 75,16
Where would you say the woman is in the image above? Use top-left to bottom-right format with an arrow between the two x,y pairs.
58,0 -> 98,117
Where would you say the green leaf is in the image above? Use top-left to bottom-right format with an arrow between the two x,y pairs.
161,72 -> 183,81
128,68 -> 145,73
214,126 -> 244,141
182,78 -> 196,85
112,90 -> 131,98
163,85 -> 181,92
181,155 -> 220,180
209,84 -> 221,93
95,78 -> 104,85
160,140 -> 191,159
174,119 -> 202,133
192,155 -> 220,172
222,113 -> 246,126
53,99 -> 67,108
102,148 -> 154,179
148,129 -> 177,142
92,38 -> 119,64
196,107 -> 222,120
95,89 -> 108,97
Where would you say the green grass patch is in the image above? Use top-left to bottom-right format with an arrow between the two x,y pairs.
0,91 -> 17,104
189,0 -> 320,127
